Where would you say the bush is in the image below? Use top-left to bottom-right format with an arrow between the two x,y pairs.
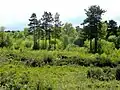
0,48 -> 119,68
87,68 -> 104,80
40,40 -> 49,50
0,65 -> 53,90
7,50 -> 55,67
116,36 -> 120,49
13,43 -> 20,50
94,54 -> 116,67
74,38 -> 84,47
116,66 -> 120,80
60,35 -> 69,49
108,35 -> 117,43
84,39 -> 116,54
98,39 -> 116,54
87,67 -> 115,81
65,44 -> 88,53
24,40 -> 32,48
56,39 -> 64,50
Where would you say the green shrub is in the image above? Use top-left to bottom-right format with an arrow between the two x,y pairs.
60,35 -> 69,49
74,38 -> 84,47
116,36 -> 120,49
103,67 -> 116,80
116,66 -> 120,80
13,43 -> 20,50
87,67 -> 115,81
84,40 -> 90,49
87,67 -> 104,80
65,44 -> 88,53
55,39 -> 64,50
0,64 -> 53,90
24,40 -> 32,48
94,54 -> 114,67
40,40 -> 48,50
0,48 -> 119,68
98,39 -> 116,54
108,35 -> 117,43
84,39 -> 116,54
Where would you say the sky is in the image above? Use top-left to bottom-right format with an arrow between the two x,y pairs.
0,0 -> 120,30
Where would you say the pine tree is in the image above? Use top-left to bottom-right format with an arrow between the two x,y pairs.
28,13 -> 39,50
41,11 -> 53,50
106,20 -> 118,39
54,12 -> 62,49
82,5 -> 106,53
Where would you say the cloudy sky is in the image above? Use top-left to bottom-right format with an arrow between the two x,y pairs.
0,0 -> 120,30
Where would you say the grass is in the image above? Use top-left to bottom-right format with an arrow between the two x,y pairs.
0,63 -> 120,90
1,48 -> 120,89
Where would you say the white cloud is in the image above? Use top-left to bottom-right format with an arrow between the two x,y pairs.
0,0 -> 120,30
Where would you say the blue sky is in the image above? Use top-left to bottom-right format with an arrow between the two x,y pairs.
0,0 -> 120,30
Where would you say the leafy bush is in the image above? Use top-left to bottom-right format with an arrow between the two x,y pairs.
94,53 -> 116,67
13,43 -> 20,50
5,50 -> 55,67
116,65 -> 120,80
74,38 -> 84,47
56,39 -> 64,50
24,40 -> 32,48
0,65 -> 53,90
108,35 -> 117,42
87,67 -> 115,81
98,39 -> 116,54
84,39 -> 116,54
65,44 -> 88,53
60,35 -> 69,49
87,67 -> 104,80
40,40 -> 49,50
13,39 -> 24,50
0,48 -> 120,68
116,36 -> 120,49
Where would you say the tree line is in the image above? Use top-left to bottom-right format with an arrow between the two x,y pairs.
0,5 -> 120,54
28,12 -> 62,50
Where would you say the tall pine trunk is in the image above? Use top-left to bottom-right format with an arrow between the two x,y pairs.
48,30 -> 51,50
33,28 -> 36,50
43,31 -> 45,49
45,30 -> 47,49
54,35 -> 56,50
94,37 -> 98,53
90,39 -> 92,53
94,25 -> 98,53
1,31 -> 4,48
37,28 -> 40,49
54,27 -> 56,50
